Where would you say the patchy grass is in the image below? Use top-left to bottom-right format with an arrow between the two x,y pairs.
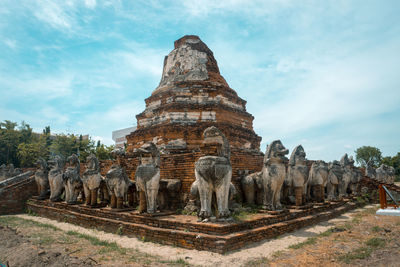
66,230 -> 126,254
344,222 -> 353,230
159,258 -> 189,266
338,247 -> 373,263
0,216 -> 59,231
271,250 -> 284,258
232,210 -> 255,221
366,237 -> 385,248
116,225 -> 123,236
338,237 -> 386,263
289,236 -> 317,249
232,205 -> 260,221
371,226 -> 383,232
318,228 -> 335,237
244,257 -> 269,266
0,215 -> 20,227
287,227 -> 344,250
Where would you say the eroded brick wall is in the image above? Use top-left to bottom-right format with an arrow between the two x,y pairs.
99,148 -> 263,205
0,173 -> 37,215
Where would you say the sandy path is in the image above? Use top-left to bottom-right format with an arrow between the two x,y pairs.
16,205 -> 376,266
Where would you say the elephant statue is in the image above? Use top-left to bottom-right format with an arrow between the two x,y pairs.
105,148 -> 132,209
260,140 -> 289,210
241,171 -> 258,205
82,153 -> 108,207
307,160 -> 328,202
48,155 -> 65,202
134,142 -> 161,214
186,178 -> 237,216
285,145 -> 309,206
349,167 -> 362,195
194,126 -> 232,220
327,160 -> 343,201
339,154 -> 353,197
34,158 -> 49,200
376,164 -> 396,184
63,154 -> 83,204
365,161 -> 376,180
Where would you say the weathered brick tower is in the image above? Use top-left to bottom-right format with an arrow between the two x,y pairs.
126,35 -> 263,196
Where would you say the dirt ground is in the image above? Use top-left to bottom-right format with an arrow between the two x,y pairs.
0,205 -> 399,267
249,206 -> 400,267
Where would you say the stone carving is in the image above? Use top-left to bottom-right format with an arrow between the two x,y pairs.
262,140 -> 289,210
0,164 -> 5,181
365,161 -> 376,179
82,154 -> 108,206
339,154 -> 353,197
186,178 -> 237,216
349,167 -> 362,194
134,142 -> 161,214
376,164 -> 396,184
242,140 -> 289,210
327,160 -> 343,200
48,155 -> 65,202
63,154 -> 83,204
285,145 -> 309,206
307,160 -> 329,202
194,126 -> 232,219
105,148 -> 132,209
34,158 -> 49,200
0,164 -> 22,181
241,171 -> 258,205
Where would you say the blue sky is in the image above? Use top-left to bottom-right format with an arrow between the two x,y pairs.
1,0 -> 399,162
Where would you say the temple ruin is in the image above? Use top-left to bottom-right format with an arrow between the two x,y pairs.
125,35 -> 263,198
2,35 -> 398,253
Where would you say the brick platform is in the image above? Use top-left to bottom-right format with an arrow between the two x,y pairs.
27,199 -> 360,253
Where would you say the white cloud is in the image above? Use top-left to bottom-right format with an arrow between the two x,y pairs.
0,74 -> 73,99
74,101 -> 144,145
180,0 -> 296,17
84,0 -> 96,9
253,39 -> 400,138
3,39 -> 17,49
33,0 -> 75,30
92,135 -> 114,146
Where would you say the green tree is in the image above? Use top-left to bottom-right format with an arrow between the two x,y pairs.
0,120 -> 21,166
354,146 -> 382,167
50,134 -> 95,162
381,152 -> 400,182
18,121 -> 33,144
95,144 -> 114,160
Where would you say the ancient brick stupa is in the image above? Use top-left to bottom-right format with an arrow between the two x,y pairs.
126,35 -> 263,194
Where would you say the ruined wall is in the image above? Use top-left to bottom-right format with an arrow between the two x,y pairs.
0,171 -> 37,215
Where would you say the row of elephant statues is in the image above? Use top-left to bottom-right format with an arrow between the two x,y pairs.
184,127 -> 367,221
241,144 -> 363,210
33,125 -> 381,221
366,163 -> 396,184
34,142 -> 167,213
0,163 -> 22,181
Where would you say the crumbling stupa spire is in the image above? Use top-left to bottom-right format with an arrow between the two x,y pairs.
155,35 -> 228,94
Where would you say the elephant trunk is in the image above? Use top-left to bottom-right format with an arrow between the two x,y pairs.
110,194 -> 117,209
314,185 -> 324,203
138,190 -> 146,213
90,189 -> 98,206
294,187 -> 303,206
117,197 -> 124,209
